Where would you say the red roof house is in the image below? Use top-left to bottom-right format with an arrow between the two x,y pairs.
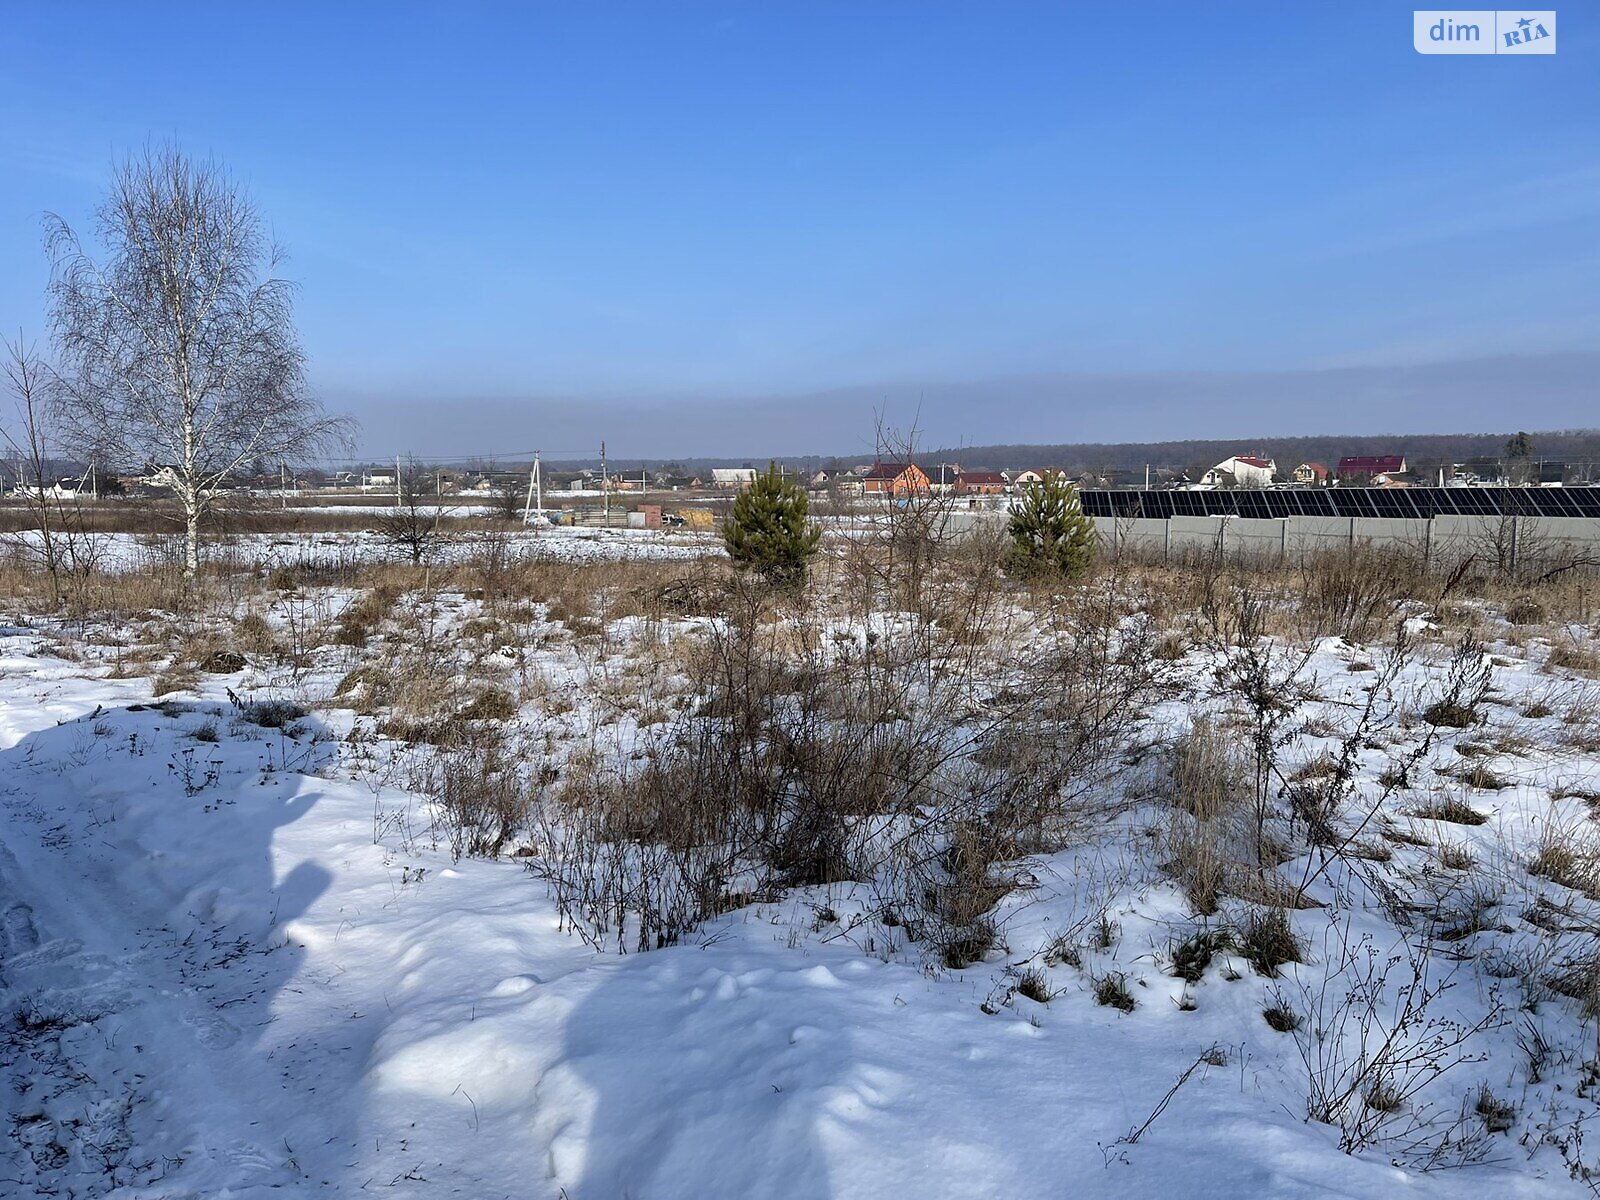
1337,455 -> 1407,477
954,470 -> 1007,495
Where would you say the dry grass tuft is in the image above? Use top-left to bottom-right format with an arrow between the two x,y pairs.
1239,908 -> 1304,977
1092,970 -> 1136,1012
1263,997 -> 1302,1032
1529,830 -> 1600,902
1411,796 -> 1487,825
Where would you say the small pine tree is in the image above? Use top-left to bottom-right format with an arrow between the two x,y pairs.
723,461 -> 821,588
1003,473 -> 1096,580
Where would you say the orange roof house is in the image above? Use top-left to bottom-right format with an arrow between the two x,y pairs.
860,461 -> 932,496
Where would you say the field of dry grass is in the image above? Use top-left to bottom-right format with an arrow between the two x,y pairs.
7,520 -> 1600,1178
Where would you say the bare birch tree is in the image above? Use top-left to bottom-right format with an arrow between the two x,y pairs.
45,145 -> 350,578
2,333 -> 65,604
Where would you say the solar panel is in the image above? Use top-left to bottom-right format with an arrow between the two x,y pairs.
1261,492 -> 1292,519
1533,490 -> 1577,517
1235,492 -> 1269,519
1453,489 -> 1499,516
1425,490 -> 1463,517
1075,486 -> 1600,521
1303,490 -> 1338,517
1270,492 -> 1304,518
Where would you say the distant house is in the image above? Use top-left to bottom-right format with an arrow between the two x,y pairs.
860,461 -> 932,497
1337,455 -> 1407,482
1092,469 -> 1139,488
1011,468 -> 1066,489
1293,462 -> 1329,486
13,478 -> 85,501
954,470 -> 1007,496
1202,455 -> 1276,489
710,468 -> 757,490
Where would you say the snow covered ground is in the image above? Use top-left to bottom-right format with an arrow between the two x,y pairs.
3,579 -> 1600,1197
6,525 -> 722,574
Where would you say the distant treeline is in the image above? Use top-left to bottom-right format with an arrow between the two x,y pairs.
916,429 -> 1600,477
389,428 -> 1600,481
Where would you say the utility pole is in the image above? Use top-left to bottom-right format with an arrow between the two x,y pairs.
601,440 -> 608,521
522,452 -> 544,525
281,460 -> 288,509
396,454 -> 403,509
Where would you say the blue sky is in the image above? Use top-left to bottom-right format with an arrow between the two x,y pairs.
1,2 -> 1595,457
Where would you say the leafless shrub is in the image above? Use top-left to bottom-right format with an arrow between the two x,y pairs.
926,819 -> 1020,968
1289,916 -> 1499,1154
376,459 -> 455,566
976,582 -> 1175,849
1422,635 -> 1493,728
1293,543 -> 1413,642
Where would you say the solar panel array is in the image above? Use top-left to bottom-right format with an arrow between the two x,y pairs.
1078,487 -> 1600,520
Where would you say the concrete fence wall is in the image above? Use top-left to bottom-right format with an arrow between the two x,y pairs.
1093,513 -> 1600,566
860,507 -> 1600,571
